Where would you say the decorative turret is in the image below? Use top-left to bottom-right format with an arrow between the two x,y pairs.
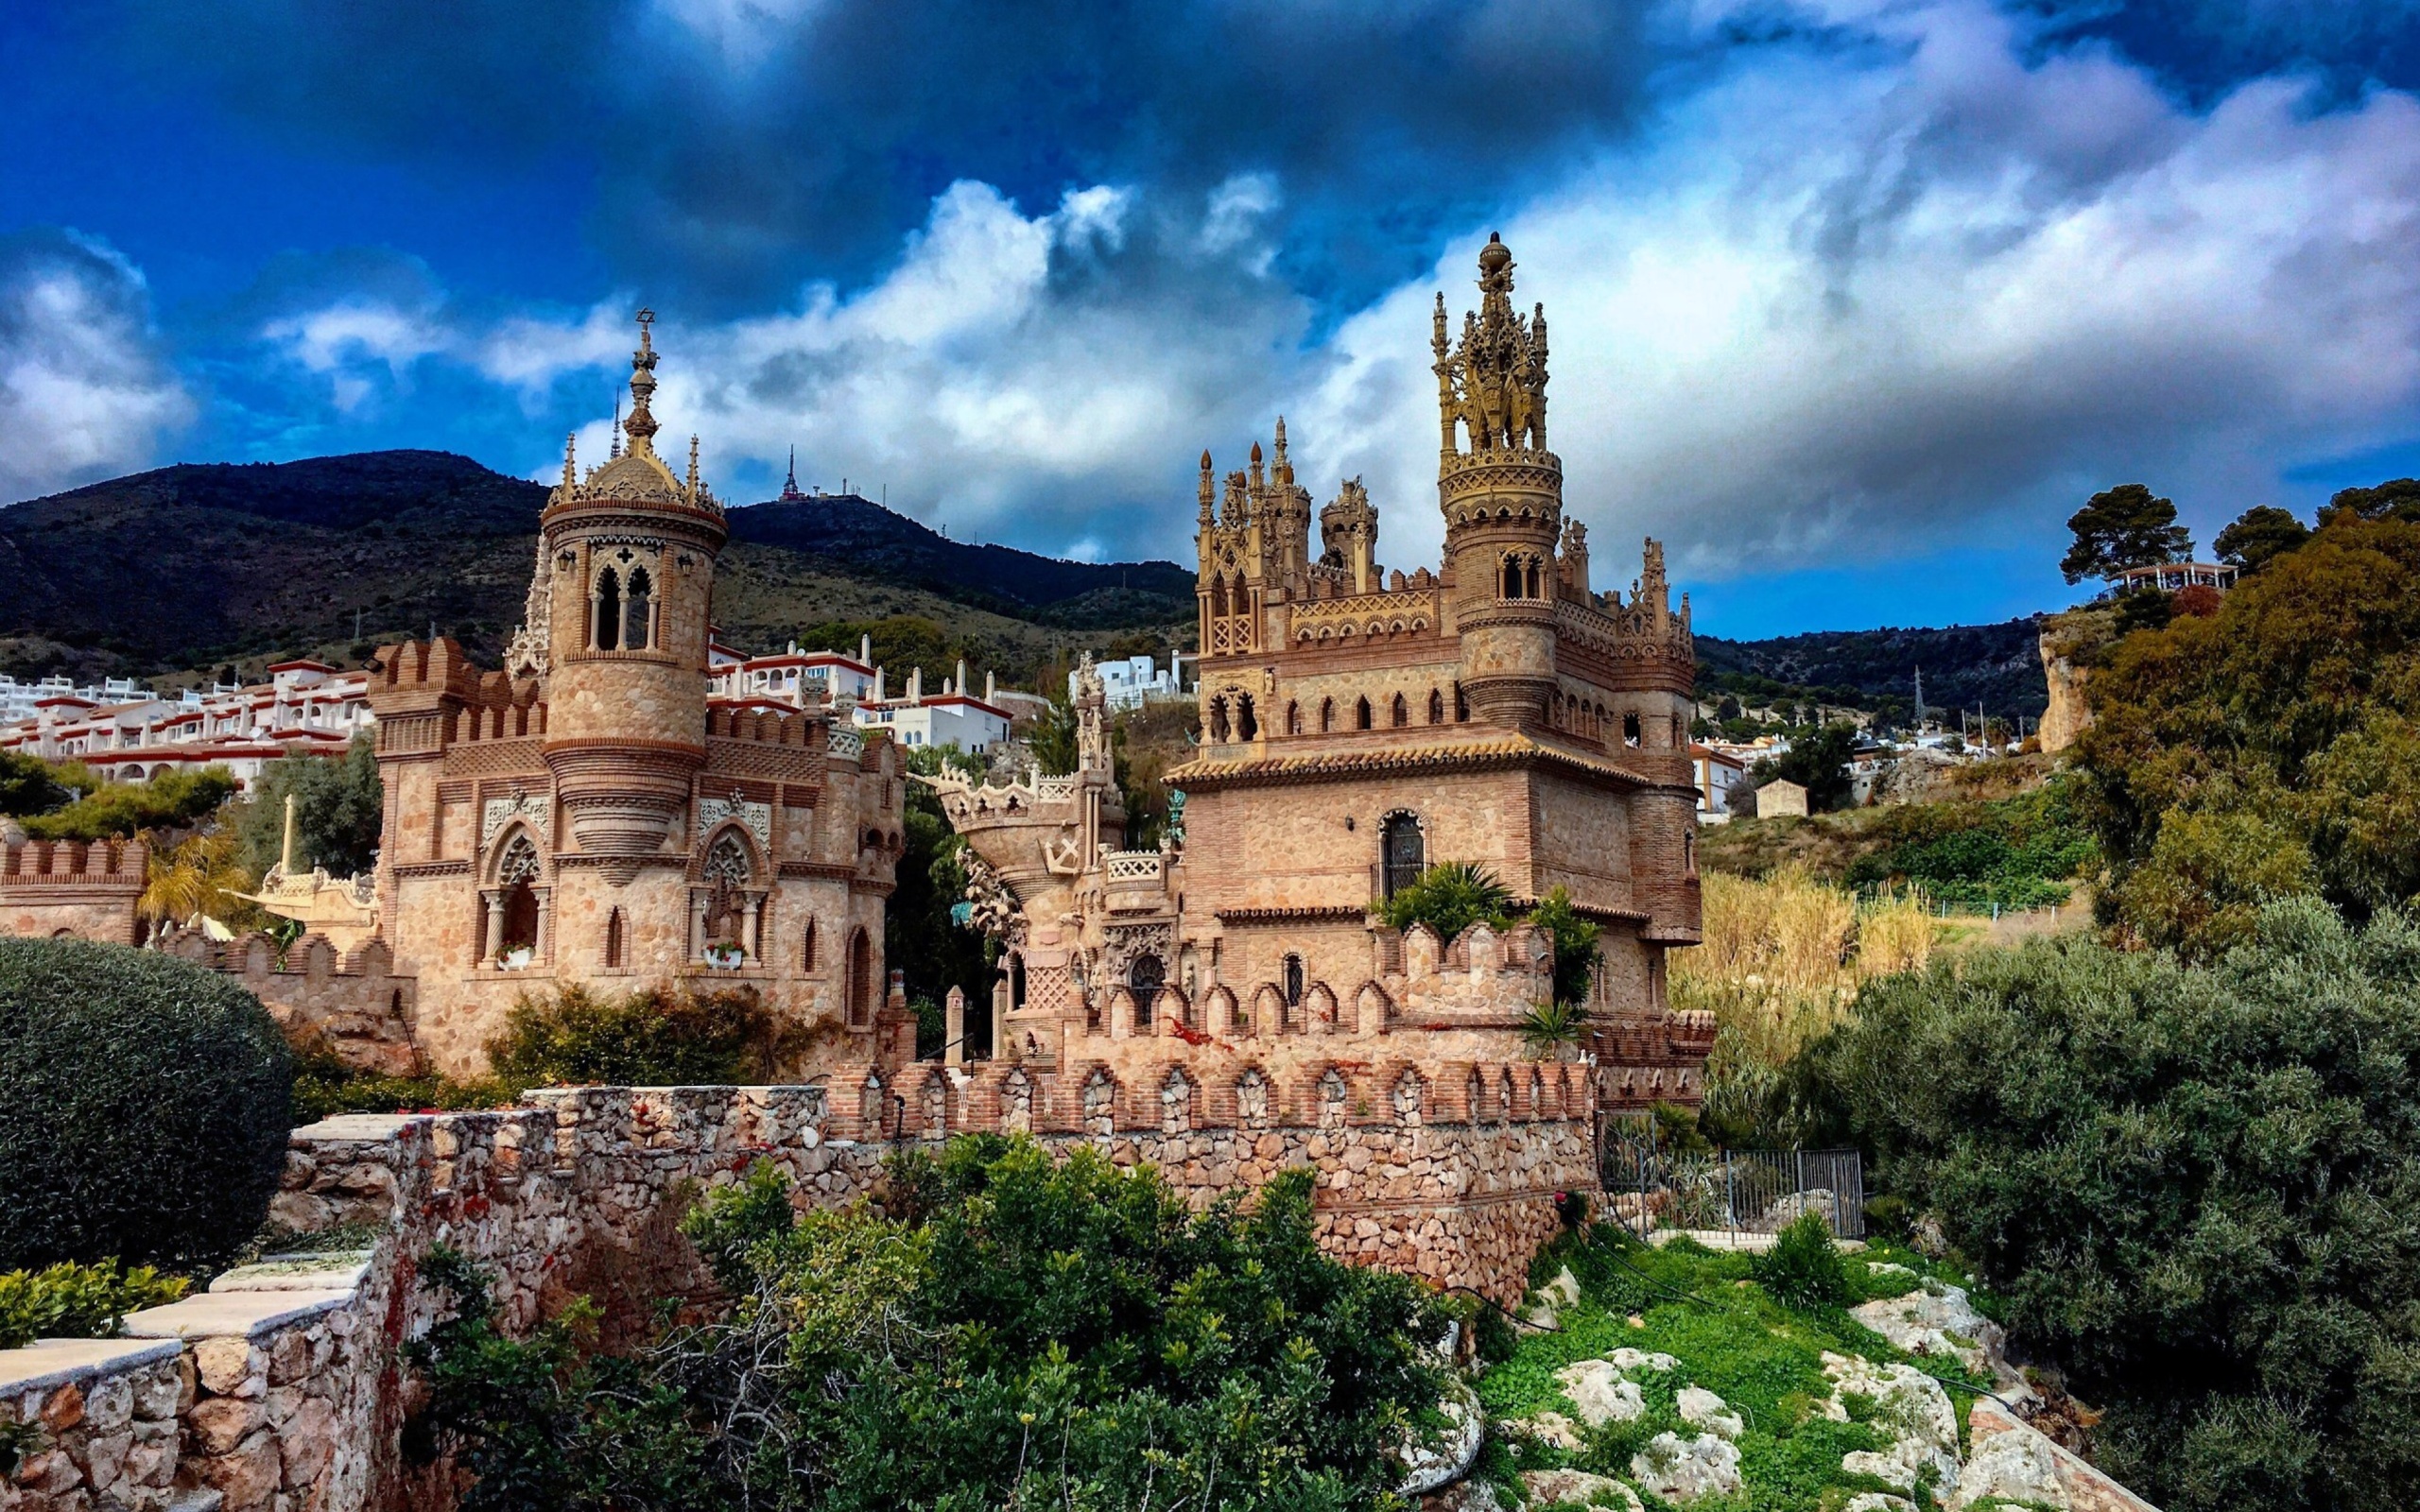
1195,418 -> 1316,661
1436,235 -> 1564,728
535,310 -> 731,884
1318,477 -> 1380,594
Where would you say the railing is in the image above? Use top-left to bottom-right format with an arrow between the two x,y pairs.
1033,776 -> 1077,801
1102,850 -> 1164,885
1600,1119 -> 1864,1240
827,729 -> 863,758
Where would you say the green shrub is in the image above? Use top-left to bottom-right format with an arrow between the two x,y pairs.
21,766 -> 238,841
0,1261 -> 189,1349
484,984 -> 774,1087
1752,1213 -> 1854,1311
1377,861 -> 1512,941
0,938 -> 292,1272
413,1138 -> 1451,1510
1796,902 -> 2420,1511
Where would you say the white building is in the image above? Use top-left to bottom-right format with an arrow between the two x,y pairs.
1689,743 -> 1748,824
1075,652 -> 1191,712
707,637 -> 1016,754
0,660 -> 373,791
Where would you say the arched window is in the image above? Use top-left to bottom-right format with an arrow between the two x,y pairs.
1320,697 -> 1335,732
1454,683 -> 1470,722
1355,696 -> 1373,730
846,928 -> 873,1028
1503,554 -> 1523,598
1283,954 -> 1305,1008
594,567 -> 622,650
1391,693 -> 1408,728
802,917 -> 817,971
1129,953 -> 1164,1029
604,906 -> 626,968
1209,697 -> 1231,743
1236,694 -> 1257,742
1525,558 -> 1542,599
496,833 -> 541,954
622,567 -> 652,651
1623,712 -> 1642,747
1381,812 -> 1425,899
1427,689 -> 1444,724
1210,576 -> 1229,619
1285,700 -> 1302,735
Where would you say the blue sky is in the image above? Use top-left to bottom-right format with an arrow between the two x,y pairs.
6,1 -> 2420,638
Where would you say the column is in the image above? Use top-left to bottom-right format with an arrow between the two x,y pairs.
482,891 -> 504,964
944,986 -> 965,1067
743,894 -> 763,962
533,889 -> 552,963
688,892 -> 708,963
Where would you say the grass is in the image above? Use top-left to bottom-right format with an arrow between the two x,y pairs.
1473,1225 -> 1997,1509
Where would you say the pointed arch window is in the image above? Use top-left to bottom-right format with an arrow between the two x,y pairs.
1236,694 -> 1257,742
1427,688 -> 1444,725
594,567 -> 622,650
622,566 -> 652,651
1355,696 -> 1373,730
1503,554 -> 1523,598
1455,683 -> 1470,722
802,917 -> 818,971
1210,575 -> 1230,619
1283,954 -> 1305,1008
846,928 -> 873,1028
1525,558 -> 1543,599
1623,712 -> 1642,747
1320,697 -> 1335,733
1391,693 -> 1409,728
603,906 -> 626,968
1381,812 -> 1425,899
1129,953 -> 1164,1029
1285,700 -> 1302,736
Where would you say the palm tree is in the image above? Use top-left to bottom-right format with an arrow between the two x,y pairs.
138,829 -> 262,933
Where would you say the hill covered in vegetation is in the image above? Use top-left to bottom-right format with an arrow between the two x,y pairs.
0,451 -> 1193,687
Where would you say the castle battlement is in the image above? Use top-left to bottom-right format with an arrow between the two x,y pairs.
0,836 -> 146,885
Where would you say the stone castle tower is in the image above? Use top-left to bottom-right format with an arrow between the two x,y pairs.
361,313 -> 906,1074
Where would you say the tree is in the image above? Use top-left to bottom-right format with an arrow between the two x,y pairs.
0,752 -> 70,818
1752,722 -> 1859,812
22,767 -> 237,842
888,748 -> 994,1051
234,734 -> 383,878
2317,476 -> 2420,528
2061,483 -> 2193,584
1797,904 -> 2420,1512
2213,505 -> 2309,573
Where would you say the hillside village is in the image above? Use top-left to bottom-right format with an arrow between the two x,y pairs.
7,269 -> 2420,1512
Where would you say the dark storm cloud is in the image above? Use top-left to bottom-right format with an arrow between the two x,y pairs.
2020,0 -> 2420,103
0,229 -> 194,502
102,0 -> 1656,313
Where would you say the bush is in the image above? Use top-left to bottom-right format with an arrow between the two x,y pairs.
1377,860 -> 1512,941
1751,1212 -> 1853,1311
20,766 -> 238,841
0,938 -> 292,1272
1795,902 -> 2420,1512
412,1137 -> 1452,1511
0,1261 -> 189,1349
483,984 -> 774,1087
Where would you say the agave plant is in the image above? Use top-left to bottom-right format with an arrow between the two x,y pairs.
1518,998 -> 1590,1058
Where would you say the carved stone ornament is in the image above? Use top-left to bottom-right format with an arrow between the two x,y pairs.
1100,921 -> 1174,994
481,792 -> 550,848
960,850 -> 1025,945
697,795 -> 772,848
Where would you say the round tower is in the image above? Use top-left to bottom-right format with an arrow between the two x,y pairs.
1437,235 -> 1562,729
539,310 -> 728,884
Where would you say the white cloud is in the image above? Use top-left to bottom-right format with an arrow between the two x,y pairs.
1291,0 -> 2420,580
263,300 -> 449,412
0,232 -> 195,504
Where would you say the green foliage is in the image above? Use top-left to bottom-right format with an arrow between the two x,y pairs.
286,1032 -> 521,1123
421,1139 -> 1450,1511
1028,690 -> 1078,777
1748,723 -> 1859,813
20,766 -> 238,841
1377,861 -> 1512,942
1526,886 -> 1600,1006
2316,475 -> 2420,528
2061,481 -> 2192,583
2074,515 -> 2420,954
0,937 -> 292,1271
0,751 -> 72,817
1841,777 -> 2097,910
1794,904 -> 2420,1512
2213,504 -> 2310,573
484,984 -> 775,1088
0,1260 -> 188,1349
1517,999 -> 1589,1056
234,732 -> 384,877
1750,1214 -> 1853,1312
888,764 -> 994,1043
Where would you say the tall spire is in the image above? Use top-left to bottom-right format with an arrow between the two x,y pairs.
687,434 -> 700,494
622,308 -> 661,458
611,391 -> 623,459
561,433 -> 577,490
780,445 -> 806,502
1198,449 -> 1215,525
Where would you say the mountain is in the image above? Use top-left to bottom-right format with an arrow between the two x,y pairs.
0,451 -> 1195,686
1696,619 -> 2050,722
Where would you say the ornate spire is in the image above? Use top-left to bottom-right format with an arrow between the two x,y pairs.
1271,417 -> 1292,485
1435,234 -> 1548,458
561,433 -> 576,490
687,434 -> 700,494
622,308 -> 661,458
1198,449 -> 1215,525
610,391 -> 622,459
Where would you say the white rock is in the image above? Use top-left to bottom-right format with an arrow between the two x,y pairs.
1820,1351 -> 1962,1489
1631,1431 -> 1743,1503
1950,1420 -> 2070,1510
1864,1262 -> 1916,1278
1676,1385 -> 1744,1441
1517,1469 -> 1642,1510
1400,1380 -> 1485,1495
1842,1496 -> 1916,1512
1850,1280 -> 2006,1378
1554,1360 -> 1646,1427
1507,1410 -> 1585,1451
1607,1347 -> 1679,1373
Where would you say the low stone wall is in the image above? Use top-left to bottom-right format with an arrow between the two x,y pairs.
4,1073 -> 1595,1512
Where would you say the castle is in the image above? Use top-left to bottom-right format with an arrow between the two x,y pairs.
3,244 -> 1711,1304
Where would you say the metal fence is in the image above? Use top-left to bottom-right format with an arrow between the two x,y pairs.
1600,1121 -> 1865,1241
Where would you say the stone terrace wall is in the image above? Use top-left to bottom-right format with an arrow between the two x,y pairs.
4,1068 -> 1595,1512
